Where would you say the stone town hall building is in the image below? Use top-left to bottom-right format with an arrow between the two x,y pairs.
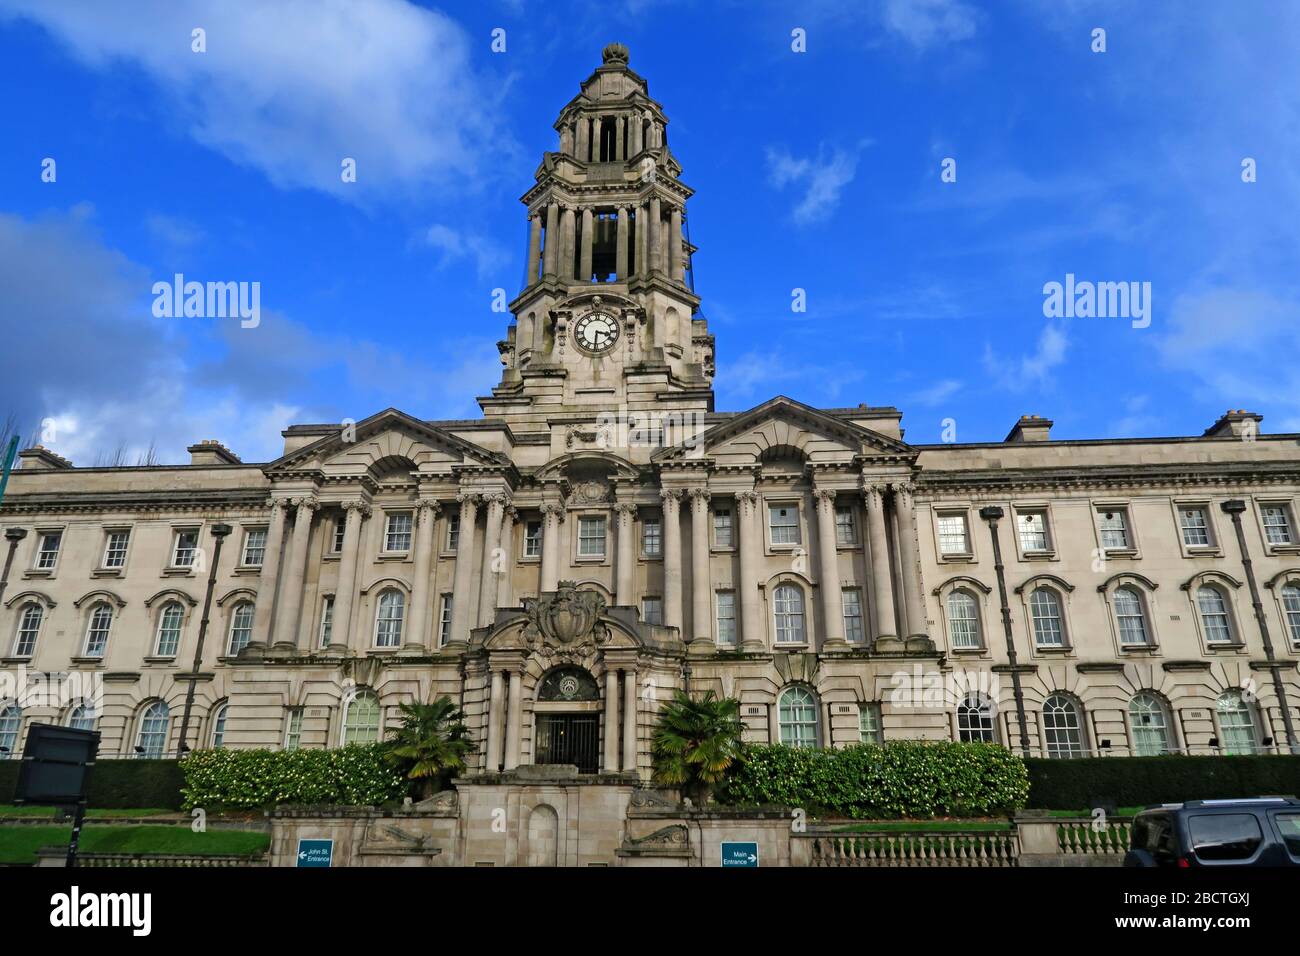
2,44 -> 1299,780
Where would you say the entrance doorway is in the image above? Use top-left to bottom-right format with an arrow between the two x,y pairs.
535,713 -> 599,773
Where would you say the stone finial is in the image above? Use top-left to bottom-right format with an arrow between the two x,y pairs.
602,42 -> 629,65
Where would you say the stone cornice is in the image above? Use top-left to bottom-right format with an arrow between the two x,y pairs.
917,461 -> 1300,495
0,489 -> 271,517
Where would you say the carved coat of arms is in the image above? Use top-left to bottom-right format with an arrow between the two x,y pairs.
522,582 -> 610,657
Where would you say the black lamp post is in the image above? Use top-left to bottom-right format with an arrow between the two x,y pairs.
979,506 -> 1031,756
0,527 -> 28,609
1220,500 -> 1299,754
177,523 -> 232,756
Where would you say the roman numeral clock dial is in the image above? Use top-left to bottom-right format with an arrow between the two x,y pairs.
574,310 -> 619,355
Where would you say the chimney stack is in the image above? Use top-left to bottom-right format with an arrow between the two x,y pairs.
187,440 -> 242,466
1203,409 -> 1262,439
1004,415 -> 1053,443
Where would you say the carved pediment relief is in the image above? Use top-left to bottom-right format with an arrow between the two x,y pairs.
521,582 -> 611,660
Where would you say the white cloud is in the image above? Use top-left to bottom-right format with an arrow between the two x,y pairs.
765,145 -> 860,225
145,213 -> 204,249
423,223 -> 510,280
909,378 -> 962,407
883,0 -> 978,49
0,0 -> 509,200
982,322 -> 1069,390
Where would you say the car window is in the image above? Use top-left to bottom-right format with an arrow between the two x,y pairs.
1151,818 -> 1175,859
1188,813 -> 1263,861
1275,812 -> 1300,858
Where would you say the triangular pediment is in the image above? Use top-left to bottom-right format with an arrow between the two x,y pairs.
265,408 -> 508,477
654,395 -> 913,465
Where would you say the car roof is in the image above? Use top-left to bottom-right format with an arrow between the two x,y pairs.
1137,796 -> 1300,813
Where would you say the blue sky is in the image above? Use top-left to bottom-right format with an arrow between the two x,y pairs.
1,0 -> 1296,465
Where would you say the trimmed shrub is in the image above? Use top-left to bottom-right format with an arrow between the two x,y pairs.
1026,755 -> 1300,810
717,741 -> 1030,819
180,746 -> 408,810
0,759 -> 185,810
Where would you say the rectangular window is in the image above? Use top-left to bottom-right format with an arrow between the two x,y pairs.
842,588 -> 865,643
713,509 -> 733,548
332,518 -> 346,553
446,514 -> 460,550
319,596 -> 335,648
835,505 -> 856,545
641,597 -> 663,626
1098,508 -> 1131,549
642,516 -> 662,556
384,513 -> 413,552
936,513 -> 970,554
172,529 -> 199,567
860,703 -> 883,744
35,531 -> 62,570
578,515 -> 607,558
524,520 -> 543,558
241,528 -> 267,567
438,594 -> 453,646
716,591 -> 736,644
1179,506 -> 1212,547
102,530 -> 130,568
284,708 -> 304,751
1016,511 -> 1049,552
769,504 -> 800,545
1262,504 -> 1294,545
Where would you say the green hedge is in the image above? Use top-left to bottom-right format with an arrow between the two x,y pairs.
0,759 -> 185,810
1026,755 -> 1300,810
179,745 -> 408,810
717,742 -> 1030,818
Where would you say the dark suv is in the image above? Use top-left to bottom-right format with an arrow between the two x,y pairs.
1124,798 -> 1300,867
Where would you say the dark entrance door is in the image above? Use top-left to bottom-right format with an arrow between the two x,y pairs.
536,713 -> 599,773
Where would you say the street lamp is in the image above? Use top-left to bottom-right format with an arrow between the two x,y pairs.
177,523 -> 232,756
0,527 -> 29,609
979,506 -> 1031,756
1220,500 -> 1299,754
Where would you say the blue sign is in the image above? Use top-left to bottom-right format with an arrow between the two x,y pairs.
297,838 -> 334,868
721,841 -> 758,868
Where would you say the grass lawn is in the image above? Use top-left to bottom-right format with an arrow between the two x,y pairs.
0,825 -> 270,865
0,805 -> 174,819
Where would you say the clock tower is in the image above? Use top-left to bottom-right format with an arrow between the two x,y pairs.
481,43 -> 715,432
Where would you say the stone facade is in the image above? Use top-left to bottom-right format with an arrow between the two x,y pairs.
1,43 -> 1298,779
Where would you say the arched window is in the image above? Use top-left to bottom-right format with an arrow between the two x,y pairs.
778,686 -> 818,748
155,601 -> 185,657
211,704 -> 229,748
342,691 -> 382,745
772,584 -> 806,644
12,603 -> 43,658
947,591 -> 981,649
66,703 -> 96,732
1042,693 -> 1086,758
1113,587 -> 1150,645
136,701 -> 170,759
1129,692 -> 1172,756
1282,584 -> 1300,647
1216,691 -> 1260,755
1029,588 -> 1064,647
0,702 -> 21,758
374,590 -> 405,647
224,602 -> 254,656
1197,586 -> 1234,645
83,603 -> 114,657
957,692 -> 997,743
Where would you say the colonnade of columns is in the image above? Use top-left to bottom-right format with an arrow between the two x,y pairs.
526,197 -> 685,285
560,111 -> 662,163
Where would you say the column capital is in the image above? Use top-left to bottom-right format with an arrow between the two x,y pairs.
735,489 -> 760,505
414,499 -> 440,518
614,501 -> 639,516
540,501 -> 567,518
290,496 -> 319,512
482,492 -> 509,509
687,487 -> 711,503
456,491 -> 482,506
342,499 -> 373,517
502,505 -> 519,523
812,487 -> 839,505
659,487 -> 683,504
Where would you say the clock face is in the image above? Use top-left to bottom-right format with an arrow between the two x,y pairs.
574,311 -> 619,354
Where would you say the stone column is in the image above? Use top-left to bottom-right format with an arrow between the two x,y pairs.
272,497 -> 317,649
405,500 -> 438,650
576,116 -> 589,161
604,669 -> 619,772
478,494 -> 507,627
448,493 -> 479,645
249,498 -> 288,650
615,502 -> 637,606
486,669 -> 505,772
526,213 -> 541,285
579,208 -> 594,281
737,491 -> 763,651
648,196 -> 662,275
661,489 -> 683,632
331,500 -> 369,650
630,115 -> 643,156
864,483 -> 897,642
669,205 -> 684,282
561,206 -> 576,280
504,669 -> 523,770
637,201 -> 649,277
688,487 -> 712,649
814,489 -> 847,648
623,668 -> 638,772
540,501 -> 565,592
616,205 -> 629,280
615,115 -> 626,161
893,483 -> 929,638
496,507 -> 516,611
543,202 -> 559,277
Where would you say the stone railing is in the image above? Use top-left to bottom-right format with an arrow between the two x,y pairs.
35,848 -> 267,868
1055,818 -> 1132,859
804,830 -> 1020,867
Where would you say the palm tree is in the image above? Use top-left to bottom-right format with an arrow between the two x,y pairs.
651,690 -> 745,806
383,696 -> 475,799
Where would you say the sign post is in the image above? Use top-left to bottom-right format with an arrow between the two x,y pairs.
720,841 -> 758,868
296,838 -> 334,868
